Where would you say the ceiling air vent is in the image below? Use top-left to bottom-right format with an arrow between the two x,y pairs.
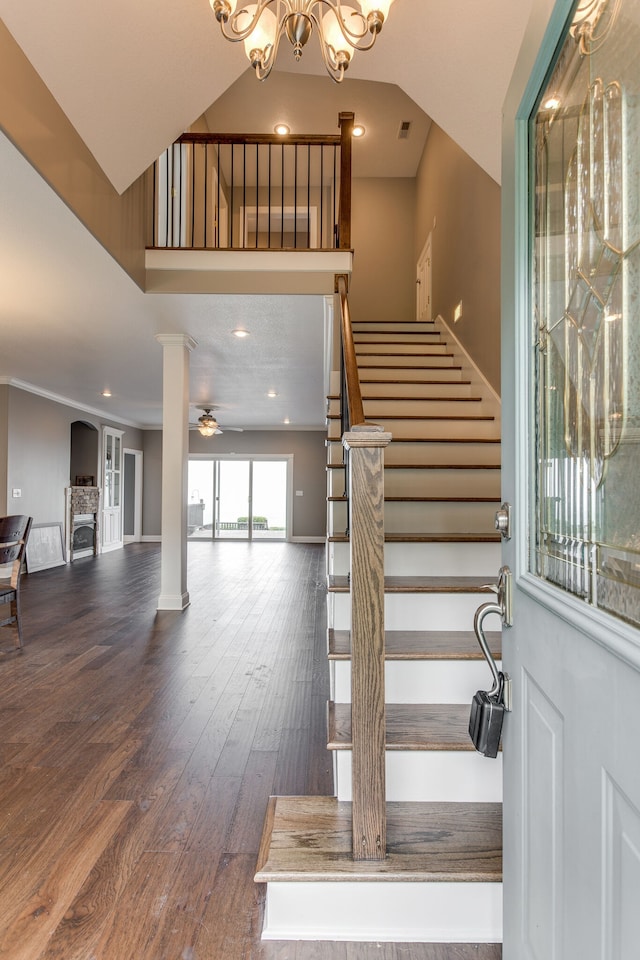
398,121 -> 411,140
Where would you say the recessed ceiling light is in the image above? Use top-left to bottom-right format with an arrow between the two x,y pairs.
267,390 -> 278,398
352,125 -> 365,138
274,123 -> 290,136
102,389 -> 112,398
283,417 -> 290,424
232,328 -> 250,338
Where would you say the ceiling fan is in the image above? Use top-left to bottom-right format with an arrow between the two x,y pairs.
190,405 -> 244,437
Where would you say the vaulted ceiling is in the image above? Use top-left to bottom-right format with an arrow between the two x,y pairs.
0,1 -> 536,430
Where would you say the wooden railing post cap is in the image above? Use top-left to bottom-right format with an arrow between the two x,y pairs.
343,429 -> 392,450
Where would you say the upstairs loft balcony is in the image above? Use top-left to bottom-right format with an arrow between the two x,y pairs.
145,113 -> 354,295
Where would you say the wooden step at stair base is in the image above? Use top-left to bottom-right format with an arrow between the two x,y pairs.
255,796 -> 502,942
255,797 -> 502,944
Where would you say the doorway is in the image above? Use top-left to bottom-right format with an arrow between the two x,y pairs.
187,456 -> 291,541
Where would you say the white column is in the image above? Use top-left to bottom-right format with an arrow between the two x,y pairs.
156,333 -> 197,611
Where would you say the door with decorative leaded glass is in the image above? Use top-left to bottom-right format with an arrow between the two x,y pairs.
502,0 -> 640,956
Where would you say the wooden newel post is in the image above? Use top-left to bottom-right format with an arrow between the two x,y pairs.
343,426 -> 391,861
338,112 -> 353,250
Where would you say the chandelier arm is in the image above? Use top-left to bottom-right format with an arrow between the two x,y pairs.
312,0 -> 379,49
218,0 -> 276,42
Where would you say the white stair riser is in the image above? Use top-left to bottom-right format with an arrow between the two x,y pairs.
327,540 -> 501,576
361,381 -> 473,398
331,658 -> 503,704
359,367 -> 465,382
357,343 -> 449,356
327,467 -> 501,499
384,442 -> 501,466
328,500 -> 498,535
329,592 -> 491,631
334,751 -> 503,803
356,354 -> 456,367
353,322 -> 438,333
372,419 -> 499,440
262,880 -> 502,943
363,398 -> 493,418
353,333 -> 444,344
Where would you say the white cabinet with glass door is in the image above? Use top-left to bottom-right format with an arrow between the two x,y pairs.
503,1 -> 640,956
102,427 -> 124,552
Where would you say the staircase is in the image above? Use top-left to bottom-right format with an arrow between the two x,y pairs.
256,316 -> 503,946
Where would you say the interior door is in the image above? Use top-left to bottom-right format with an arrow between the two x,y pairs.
102,427 -> 123,552
503,1 -> 640,957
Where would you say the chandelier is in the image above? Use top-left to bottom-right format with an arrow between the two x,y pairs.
210,0 -> 395,82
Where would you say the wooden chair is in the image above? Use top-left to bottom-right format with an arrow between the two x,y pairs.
0,515 -> 33,650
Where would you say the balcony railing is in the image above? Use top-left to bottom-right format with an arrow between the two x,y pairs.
148,112 -> 353,252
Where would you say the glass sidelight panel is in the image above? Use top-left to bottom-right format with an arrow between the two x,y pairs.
187,460 -> 214,538
216,460 -> 251,540
252,460 -> 288,540
532,0 -> 640,625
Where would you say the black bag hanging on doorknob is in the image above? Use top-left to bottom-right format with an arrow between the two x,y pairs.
469,599 -> 505,759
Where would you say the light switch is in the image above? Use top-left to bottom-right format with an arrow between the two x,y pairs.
12,488 -> 21,498
296,490 -> 303,496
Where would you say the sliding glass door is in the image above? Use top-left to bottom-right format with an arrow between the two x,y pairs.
187,456 -> 290,541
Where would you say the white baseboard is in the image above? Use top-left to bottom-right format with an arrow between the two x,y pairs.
435,314 -> 502,406
142,535 -> 162,542
157,592 -> 190,611
262,880 -> 502,942
290,536 -> 326,543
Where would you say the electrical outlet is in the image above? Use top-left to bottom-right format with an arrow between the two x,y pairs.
12,488 -> 21,498
296,490 -> 303,497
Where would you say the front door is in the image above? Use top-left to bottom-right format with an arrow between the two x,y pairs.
503,1 -> 640,957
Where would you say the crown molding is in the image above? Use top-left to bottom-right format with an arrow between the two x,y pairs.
0,377 -> 143,429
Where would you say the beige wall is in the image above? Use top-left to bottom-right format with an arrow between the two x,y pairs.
0,385 -> 8,513
349,178 -> 416,323
5,386 -> 143,527
0,21 -> 147,288
415,124 -> 501,394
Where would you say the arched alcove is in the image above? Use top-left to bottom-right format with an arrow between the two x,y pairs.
70,420 -> 98,486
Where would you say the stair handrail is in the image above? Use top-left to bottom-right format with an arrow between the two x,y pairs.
336,274 -> 367,430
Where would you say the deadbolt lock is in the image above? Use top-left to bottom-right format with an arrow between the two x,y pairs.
495,502 -> 512,541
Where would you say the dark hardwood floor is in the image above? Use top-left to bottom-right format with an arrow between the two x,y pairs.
0,542 -> 500,959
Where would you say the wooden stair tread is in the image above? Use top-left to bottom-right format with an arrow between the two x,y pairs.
360,378 -> 472,385
328,495 -> 499,503
327,532 -> 501,543
362,395 -> 483,402
328,702 -> 489,752
358,363 -> 463,369
356,351 -> 455,358
327,462 -> 501,470
255,796 -> 502,883
363,414 -> 495,422
328,575 -> 496,594
328,628 -> 502,661
355,337 -> 442,343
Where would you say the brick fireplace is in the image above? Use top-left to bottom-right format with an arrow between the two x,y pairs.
67,486 -> 100,560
